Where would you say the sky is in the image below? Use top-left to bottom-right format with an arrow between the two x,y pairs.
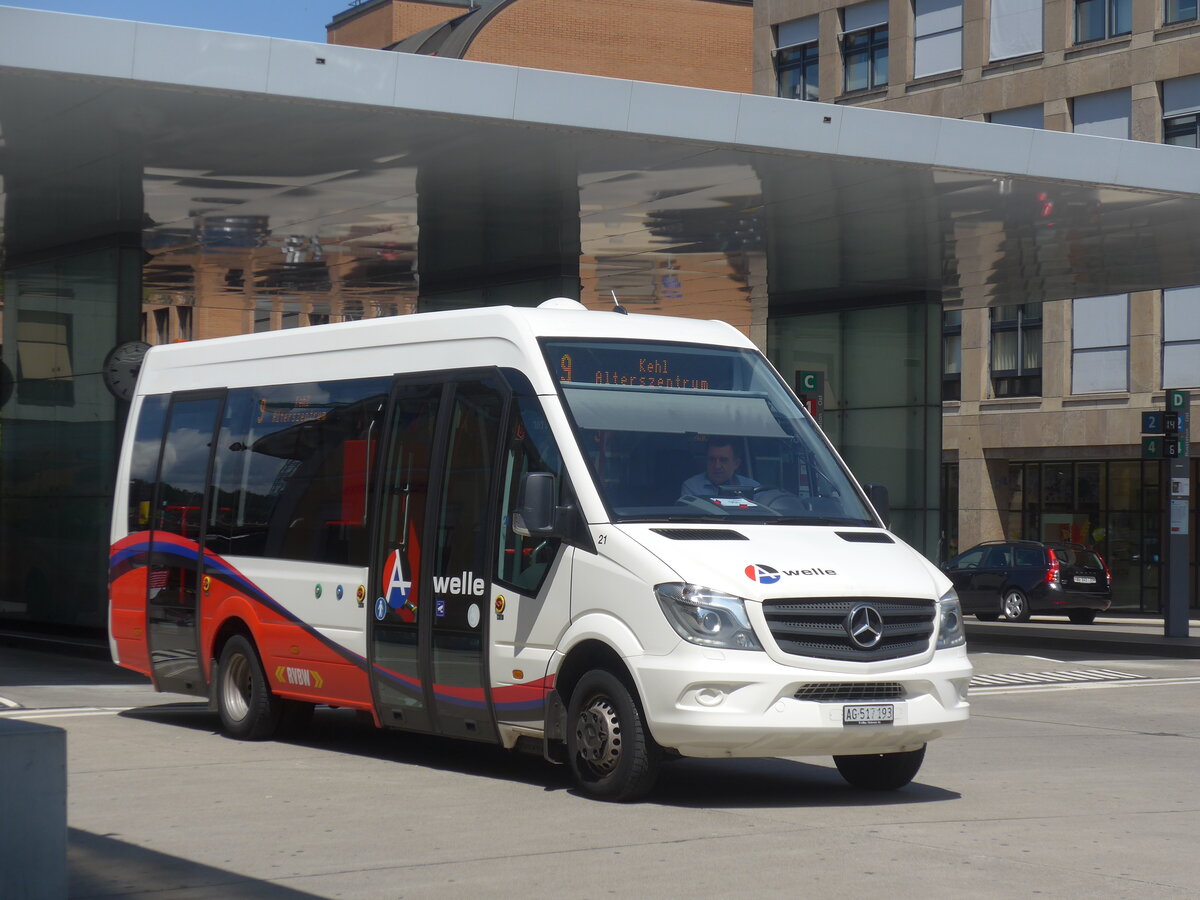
3,1 -> 354,43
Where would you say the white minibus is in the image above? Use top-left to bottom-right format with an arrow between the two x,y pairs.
109,299 -> 971,801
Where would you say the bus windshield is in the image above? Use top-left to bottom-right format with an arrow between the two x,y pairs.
543,339 -> 875,526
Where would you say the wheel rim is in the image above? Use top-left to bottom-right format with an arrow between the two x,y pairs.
221,651 -> 251,722
574,694 -> 622,776
1004,592 -> 1024,618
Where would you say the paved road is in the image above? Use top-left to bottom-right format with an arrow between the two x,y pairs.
2,644 -> 1198,899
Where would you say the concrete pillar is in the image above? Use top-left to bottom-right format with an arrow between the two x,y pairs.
0,719 -> 67,900
958,452 -> 1008,550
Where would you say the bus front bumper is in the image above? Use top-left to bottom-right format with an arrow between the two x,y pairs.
632,645 -> 972,759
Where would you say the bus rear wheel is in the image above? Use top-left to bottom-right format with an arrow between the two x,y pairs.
834,745 -> 926,790
566,669 -> 660,802
217,634 -> 282,740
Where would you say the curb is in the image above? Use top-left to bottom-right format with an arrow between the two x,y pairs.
964,623 -> 1200,659
0,629 -> 110,660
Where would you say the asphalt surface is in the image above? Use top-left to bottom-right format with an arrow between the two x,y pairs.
1,618 -> 1199,898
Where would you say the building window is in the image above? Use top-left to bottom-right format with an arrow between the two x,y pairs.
153,307 -> 169,343
1074,0 -> 1131,43
1163,75 -> 1200,146
989,104 -> 1044,129
309,303 -> 331,327
1165,113 -> 1199,145
253,298 -> 272,333
1073,89 -> 1131,139
990,0 -> 1043,61
943,309 -> 962,401
842,0 -> 889,92
777,16 -> 819,101
1165,0 -> 1198,25
177,306 -> 193,341
913,0 -> 962,79
1072,295 -> 1129,394
280,300 -> 302,329
1163,286 -> 1200,388
1006,460 -> 1161,613
940,462 -> 959,562
990,303 -> 1042,397
15,309 -> 74,406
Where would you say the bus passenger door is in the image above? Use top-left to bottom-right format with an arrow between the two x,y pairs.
369,380 -> 440,734
368,375 -> 506,742
427,377 -> 505,741
146,391 -> 225,695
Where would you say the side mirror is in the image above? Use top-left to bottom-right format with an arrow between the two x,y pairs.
864,482 -> 890,529
513,472 -> 559,537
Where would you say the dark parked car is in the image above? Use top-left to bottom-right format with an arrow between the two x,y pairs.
941,540 -> 1112,624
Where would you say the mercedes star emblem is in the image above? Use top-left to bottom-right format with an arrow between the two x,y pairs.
845,604 -> 885,649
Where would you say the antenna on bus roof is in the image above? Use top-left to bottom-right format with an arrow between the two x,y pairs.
610,290 -> 629,316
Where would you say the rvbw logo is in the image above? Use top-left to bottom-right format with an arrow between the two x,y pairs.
745,563 -> 838,583
382,549 -> 417,623
745,564 -> 782,584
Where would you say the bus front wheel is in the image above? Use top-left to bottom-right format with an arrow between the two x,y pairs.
217,634 -> 282,740
566,669 -> 660,802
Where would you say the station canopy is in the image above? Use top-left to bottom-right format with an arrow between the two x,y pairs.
4,6 -> 1200,318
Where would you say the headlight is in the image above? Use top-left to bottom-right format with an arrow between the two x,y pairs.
936,587 -> 966,649
654,583 -> 763,650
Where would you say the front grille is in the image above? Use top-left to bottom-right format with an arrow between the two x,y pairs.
762,597 -> 935,661
794,682 -> 905,702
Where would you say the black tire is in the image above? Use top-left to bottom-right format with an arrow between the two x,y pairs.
1067,609 -> 1097,625
1002,589 -> 1031,622
566,669 -> 660,802
975,612 -> 1000,622
216,634 -> 282,740
834,745 -> 926,790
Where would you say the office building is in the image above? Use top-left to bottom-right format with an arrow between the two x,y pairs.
758,0 -> 1200,611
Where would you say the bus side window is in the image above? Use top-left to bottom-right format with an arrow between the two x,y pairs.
209,379 -> 387,566
127,394 -> 169,534
496,396 -> 563,594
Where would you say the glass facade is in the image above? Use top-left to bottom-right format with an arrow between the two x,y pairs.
0,244 -> 137,626
769,301 -> 942,557
1005,460 -> 1163,612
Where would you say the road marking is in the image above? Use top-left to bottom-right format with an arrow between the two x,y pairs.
0,695 -> 21,709
972,675 -> 1200,695
0,706 -> 132,720
971,668 -> 1144,688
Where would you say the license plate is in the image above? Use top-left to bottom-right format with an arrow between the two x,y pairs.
843,704 -> 894,725
1074,575 -> 1097,584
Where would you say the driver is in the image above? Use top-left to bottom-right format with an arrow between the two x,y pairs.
681,437 -> 760,497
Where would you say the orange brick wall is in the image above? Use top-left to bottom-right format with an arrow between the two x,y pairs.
329,0 -> 752,93
466,0 -> 751,93
328,1 -> 468,47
